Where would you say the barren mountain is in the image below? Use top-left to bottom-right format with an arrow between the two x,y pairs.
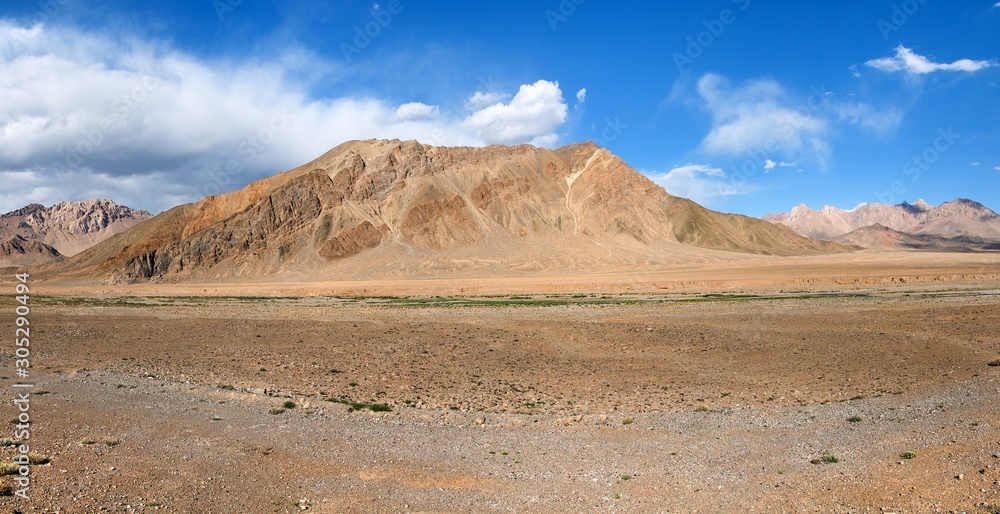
763,199 -> 1000,241
832,223 -> 1000,252
51,140 -> 849,284
0,234 -> 62,267
0,200 -> 151,267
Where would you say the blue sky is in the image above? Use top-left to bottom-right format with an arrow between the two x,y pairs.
0,0 -> 998,217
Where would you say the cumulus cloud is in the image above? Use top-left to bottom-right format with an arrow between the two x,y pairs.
696,74 -> 828,162
464,91 -> 509,110
689,73 -> 903,169
393,102 -> 440,122
576,88 -> 587,104
645,163 -> 747,205
461,80 -> 568,146
865,45 -> 994,74
0,21 -> 572,213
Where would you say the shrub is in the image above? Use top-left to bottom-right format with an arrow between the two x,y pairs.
901,452 -> 917,460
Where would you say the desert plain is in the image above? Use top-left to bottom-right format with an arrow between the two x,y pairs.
0,250 -> 997,513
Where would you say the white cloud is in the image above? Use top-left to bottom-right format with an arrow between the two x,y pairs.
763,159 -> 798,172
0,21 -> 573,213
393,102 -> 439,122
995,1 -> 1000,8
696,74 -> 828,162
461,80 -> 568,147
835,103 -> 903,136
645,163 -> 747,205
576,88 -> 587,103
465,91 -> 509,110
865,45 -> 994,74
971,161 -> 981,166
995,166 -> 1000,172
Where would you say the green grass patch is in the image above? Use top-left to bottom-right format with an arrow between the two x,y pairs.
325,398 -> 392,412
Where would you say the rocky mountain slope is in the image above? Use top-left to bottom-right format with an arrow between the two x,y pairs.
0,234 -> 62,267
51,140 -> 849,284
832,223 -> 1000,252
763,199 -> 1000,248
0,200 -> 151,267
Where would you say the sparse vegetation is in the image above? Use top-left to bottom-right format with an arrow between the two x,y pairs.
268,408 -> 286,415
28,453 -> 49,465
0,462 -> 19,476
0,438 -> 14,447
283,400 -> 296,409
621,475 -> 632,481
989,359 -> 1000,367
847,416 -> 862,423
622,417 -> 633,425
901,452 -> 917,460
325,398 -> 392,412
821,454 -> 840,464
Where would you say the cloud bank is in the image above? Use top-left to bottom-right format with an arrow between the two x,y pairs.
0,21 -> 573,213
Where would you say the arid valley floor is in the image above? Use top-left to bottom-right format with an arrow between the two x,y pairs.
1,252 -> 1000,513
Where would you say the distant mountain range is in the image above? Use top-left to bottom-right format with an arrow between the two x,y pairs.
763,199 -> 1000,251
0,200 -> 151,268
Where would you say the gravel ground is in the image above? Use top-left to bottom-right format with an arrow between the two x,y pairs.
1,290 -> 999,512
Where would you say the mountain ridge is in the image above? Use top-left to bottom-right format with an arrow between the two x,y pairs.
763,199 -> 1000,241
0,199 -> 152,268
45,139 -> 851,284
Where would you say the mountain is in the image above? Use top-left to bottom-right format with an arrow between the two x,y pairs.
0,235 -> 62,267
0,200 -> 151,268
763,199 -> 1000,241
51,140 -> 849,284
832,223 -> 1000,252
